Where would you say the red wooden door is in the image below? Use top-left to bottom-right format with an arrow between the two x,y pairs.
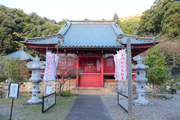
79,58 -> 101,87
83,58 -> 97,73
79,74 -> 101,87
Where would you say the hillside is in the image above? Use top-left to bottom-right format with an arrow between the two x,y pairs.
137,0 -> 180,39
106,13 -> 142,35
0,5 -> 64,60
105,13 -> 142,22
119,13 -> 142,22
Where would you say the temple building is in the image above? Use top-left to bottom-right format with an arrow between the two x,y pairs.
21,20 -> 158,88
4,44 -> 34,61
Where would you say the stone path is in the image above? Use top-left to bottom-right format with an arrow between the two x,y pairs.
101,95 -> 180,120
65,95 -> 113,120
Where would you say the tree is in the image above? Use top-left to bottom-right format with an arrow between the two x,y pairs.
0,5 -> 65,61
143,47 -> 171,92
29,12 -> 45,25
157,38 -> 180,67
137,0 -> 180,38
0,6 -> 23,55
84,18 -> 89,20
115,14 -> 142,35
41,21 -> 61,35
56,55 -> 83,97
161,1 -> 180,38
113,13 -> 119,20
0,56 -> 29,82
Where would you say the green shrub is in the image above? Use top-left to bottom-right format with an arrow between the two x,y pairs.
56,91 -> 59,96
0,91 -> 2,97
60,90 -> 72,97
143,47 -> 171,89
162,95 -> 166,99
0,74 -> 7,82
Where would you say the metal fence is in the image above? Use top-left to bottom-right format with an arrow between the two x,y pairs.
42,92 -> 56,113
117,91 -> 128,113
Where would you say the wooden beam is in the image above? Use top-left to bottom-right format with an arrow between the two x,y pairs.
101,54 -> 104,87
79,55 -> 101,58
124,43 -> 154,48
76,55 -> 79,87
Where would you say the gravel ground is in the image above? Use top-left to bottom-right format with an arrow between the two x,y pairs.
101,95 -> 180,120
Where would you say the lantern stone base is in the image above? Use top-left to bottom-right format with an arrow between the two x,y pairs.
23,98 -> 42,105
133,99 -> 154,106
27,98 -> 42,103
24,99 -> 42,105
23,101 -> 42,105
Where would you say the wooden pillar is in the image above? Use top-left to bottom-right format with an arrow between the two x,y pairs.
127,38 -> 133,120
76,55 -> 79,87
101,55 -> 104,87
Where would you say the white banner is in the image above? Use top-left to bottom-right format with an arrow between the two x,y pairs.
43,51 -> 59,81
114,50 -> 127,81
114,55 -> 118,80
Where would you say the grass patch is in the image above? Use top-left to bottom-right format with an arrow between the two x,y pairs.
0,92 -> 77,120
60,90 -> 73,97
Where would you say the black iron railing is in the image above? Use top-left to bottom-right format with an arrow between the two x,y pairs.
117,91 -> 128,113
42,92 -> 56,113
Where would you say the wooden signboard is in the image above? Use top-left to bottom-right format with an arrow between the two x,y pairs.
8,82 -> 19,120
8,82 -> 19,98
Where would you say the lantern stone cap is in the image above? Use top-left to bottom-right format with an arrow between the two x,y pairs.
27,55 -> 45,70
132,55 -> 149,70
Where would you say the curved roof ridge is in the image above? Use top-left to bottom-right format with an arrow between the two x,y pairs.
22,33 -> 63,42
59,22 -> 72,35
116,24 -> 124,34
23,51 -> 35,60
120,33 -> 159,41
110,22 -> 123,35
4,50 -> 34,61
66,20 -> 117,25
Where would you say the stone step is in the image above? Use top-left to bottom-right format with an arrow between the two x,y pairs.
72,87 -> 105,90
71,87 -> 111,93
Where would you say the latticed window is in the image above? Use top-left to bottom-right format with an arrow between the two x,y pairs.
107,58 -> 113,66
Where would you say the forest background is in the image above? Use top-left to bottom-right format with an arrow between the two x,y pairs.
0,0 -> 180,70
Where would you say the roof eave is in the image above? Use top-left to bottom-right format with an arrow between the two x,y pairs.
21,33 -> 64,43
117,33 -> 159,42
55,45 -> 123,49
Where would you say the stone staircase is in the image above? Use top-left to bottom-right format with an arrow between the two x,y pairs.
71,87 -> 111,93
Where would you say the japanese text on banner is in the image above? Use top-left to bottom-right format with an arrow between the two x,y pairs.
43,51 -> 59,81
114,50 -> 127,81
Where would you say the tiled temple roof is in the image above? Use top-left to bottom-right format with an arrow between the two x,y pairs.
4,45 -> 34,61
21,21 -> 158,48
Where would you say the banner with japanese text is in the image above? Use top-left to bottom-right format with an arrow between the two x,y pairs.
114,50 -> 127,81
114,55 -> 118,80
43,51 -> 59,81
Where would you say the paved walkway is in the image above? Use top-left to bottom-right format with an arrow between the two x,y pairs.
65,95 -> 113,120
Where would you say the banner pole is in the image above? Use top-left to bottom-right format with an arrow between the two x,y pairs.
127,38 -> 133,120
9,98 -> 14,120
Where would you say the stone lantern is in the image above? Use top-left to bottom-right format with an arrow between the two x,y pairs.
25,56 -> 45,104
132,55 -> 151,105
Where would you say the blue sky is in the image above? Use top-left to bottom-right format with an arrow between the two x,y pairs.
1,0 -> 155,22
